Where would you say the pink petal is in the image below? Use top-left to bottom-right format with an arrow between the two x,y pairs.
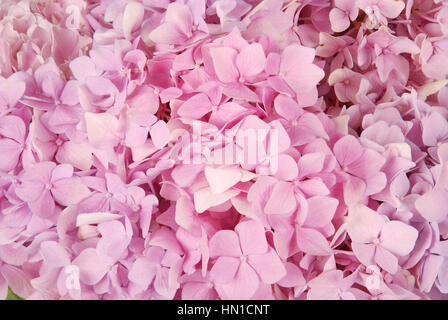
209,230 -> 242,258
0,115 -> 26,142
264,181 -> 297,215
0,244 -> 27,266
420,254 -> 444,293
348,149 -> 385,179
29,190 -> 56,218
150,120 -> 170,149
84,112 -> 121,148
165,2 -> 193,36
379,0 -> 405,18
51,164 -> 73,182
351,242 -> 376,267
236,43 -> 266,79
380,221 -> 418,256
415,189 -> 448,222
0,139 -> 22,172
235,219 -> 268,255
52,177 -> 91,206
123,2 -> 145,39
346,205 -> 385,243
277,262 -> 306,287
274,94 -> 303,121
298,178 -> 330,196
296,227 -> 332,256
422,112 -> 448,147
273,154 -> 298,181
329,8 -> 350,32
72,248 -> 110,285
297,152 -> 325,178
210,256 -> 240,284
150,22 -> 188,45
1,265 -> 33,299
303,196 -> 339,228
333,135 -> 363,167
69,56 -> 97,82
55,141 -> 93,171
174,197 -> 195,230
248,248 -> 286,284
217,262 -> 259,299
280,45 -> 324,96
75,212 -> 121,227
209,46 -> 239,83
204,166 -> 242,194
128,257 -> 158,289
97,220 -> 130,260
89,48 -> 121,72
193,187 -> 240,213
209,102 -> 248,127
40,241 -> 70,268
374,246 -> 398,274
177,93 -> 212,119
0,79 -> 25,107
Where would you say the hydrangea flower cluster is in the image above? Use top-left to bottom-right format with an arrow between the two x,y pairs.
0,0 -> 448,300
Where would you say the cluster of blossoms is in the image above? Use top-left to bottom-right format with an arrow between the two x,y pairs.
0,0 -> 448,300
